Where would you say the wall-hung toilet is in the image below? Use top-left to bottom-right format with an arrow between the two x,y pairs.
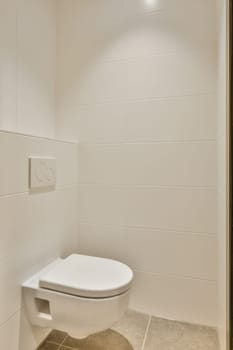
22,254 -> 133,339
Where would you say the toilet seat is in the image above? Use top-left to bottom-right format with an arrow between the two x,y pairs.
39,254 -> 133,298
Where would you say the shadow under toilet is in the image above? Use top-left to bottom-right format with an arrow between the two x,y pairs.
39,329 -> 134,350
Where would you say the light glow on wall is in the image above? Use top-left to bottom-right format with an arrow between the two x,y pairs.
144,0 -> 159,10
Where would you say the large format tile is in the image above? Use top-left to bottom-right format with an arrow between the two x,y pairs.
79,186 -> 216,234
74,53 -> 216,105
62,330 -> 133,350
112,310 -> 149,350
39,311 -> 219,350
79,141 -> 216,187
0,0 -> 17,131
44,310 -> 148,350
0,0 -> 57,138
75,95 -> 216,144
38,341 -> 59,350
0,257 -> 23,326
0,312 -> 20,350
130,272 -> 217,326
95,6 -> 216,63
0,186 -> 78,325
124,0 -> 216,22
79,223 -> 217,280
19,307 -> 52,350
0,186 -> 78,262
57,0 -> 215,70
17,0 -> 56,138
0,132 -> 78,196
46,330 -> 67,345
144,317 -> 219,350
57,8 -> 215,68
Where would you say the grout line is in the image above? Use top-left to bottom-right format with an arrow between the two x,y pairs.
0,309 -> 20,329
94,50 -> 177,64
57,334 -> 69,349
0,184 -> 78,199
141,316 -> 152,350
74,92 -> 216,106
0,129 -> 78,145
78,221 -> 217,236
56,184 -> 79,191
47,341 -> 61,346
142,9 -> 166,15
79,139 -> 217,145
0,191 -> 28,199
133,268 -> 217,283
58,345 -> 79,350
89,49 -> 216,65
78,183 -> 216,190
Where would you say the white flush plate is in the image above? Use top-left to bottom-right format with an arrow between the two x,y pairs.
29,157 -> 56,189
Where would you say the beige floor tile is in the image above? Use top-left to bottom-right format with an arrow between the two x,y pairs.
62,310 -> 149,350
111,310 -> 150,350
144,317 -> 219,350
62,329 -> 133,350
38,341 -> 60,350
63,334 -> 85,348
46,330 -> 67,345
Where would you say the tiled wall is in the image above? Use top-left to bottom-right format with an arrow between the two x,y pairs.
0,131 -> 78,350
217,0 -> 229,349
57,0 -> 218,326
0,1 -> 75,349
0,0 -> 56,138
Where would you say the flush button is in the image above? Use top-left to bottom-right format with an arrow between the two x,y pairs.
29,157 -> 56,189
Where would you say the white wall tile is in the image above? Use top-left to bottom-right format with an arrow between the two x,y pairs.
79,186 -> 216,234
63,52 -> 216,106
96,10 -> 216,63
19,306 -> 51,350
57,0 -> 216,68
130,271 -> 217,326
124,0 -> 164,14
217,0 -> 228,348
0,188 -> 79,325
0,192 -> 59,265
0,131 -> 79,349
17,0 -> 56,138
57,0 -> 218,327
0,312 -> 20,350
0,0 -> 57,138
124,0 -> 216,18
79,142 -> 216,187
0,132 -> 78,196
70,95 -> 216,144
79,223 -> 217,280
0,0 -> 17,131
0,258 -> 21,326
57,187 -> 79,257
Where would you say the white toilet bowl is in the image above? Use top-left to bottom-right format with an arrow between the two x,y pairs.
22,254 -> 133,338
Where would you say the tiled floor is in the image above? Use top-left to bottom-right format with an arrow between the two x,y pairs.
38,310 -> 219,350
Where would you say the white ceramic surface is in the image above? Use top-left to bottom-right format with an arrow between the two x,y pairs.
39,254 -> 133,298
23,257 -> 132,338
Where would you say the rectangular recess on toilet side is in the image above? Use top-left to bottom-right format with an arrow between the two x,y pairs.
35,298 -> 53,321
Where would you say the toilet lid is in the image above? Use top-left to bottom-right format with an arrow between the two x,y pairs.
39,254 -> 133,298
